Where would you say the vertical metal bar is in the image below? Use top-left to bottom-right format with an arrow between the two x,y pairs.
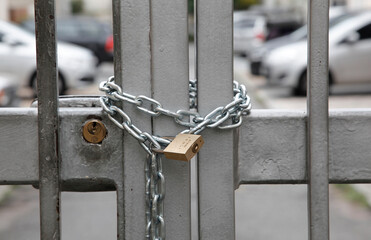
34,0 -> 60,239
111,2 -> 125,238
151,0 -> 191,239
196,0 -> 235,239
307,0 -> 330,240
112,0 -> 151,239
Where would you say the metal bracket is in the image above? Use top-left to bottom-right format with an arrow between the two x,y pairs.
29,96 -> 123,192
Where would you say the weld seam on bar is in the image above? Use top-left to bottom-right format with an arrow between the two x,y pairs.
34,0 -> 61,239
307,0 -> 330,240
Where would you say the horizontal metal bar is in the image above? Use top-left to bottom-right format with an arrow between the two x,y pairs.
238,109 -> 371,185
1,108 -> 371,186
0,108 -> 38,184
0,108 -> 122,189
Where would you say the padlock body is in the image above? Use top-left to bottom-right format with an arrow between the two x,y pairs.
163,134 -> 204,161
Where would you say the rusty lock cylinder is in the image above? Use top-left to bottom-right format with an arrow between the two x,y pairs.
82,119 -> 107,144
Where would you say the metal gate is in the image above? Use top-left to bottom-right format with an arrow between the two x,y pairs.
1,0 -> 370,239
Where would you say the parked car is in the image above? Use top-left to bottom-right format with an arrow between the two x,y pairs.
0,75 -> 18,107
249,8 -> 352,76
261,11 -> 371,95
21,17 -> 113,65
0,20 -> 97,95
249,26 -> 306,75
234,10 -> 302,57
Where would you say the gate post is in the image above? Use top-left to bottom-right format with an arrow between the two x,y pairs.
113,0 -> 191,239
112,0 -> 151,239
34,0 -> 61,239
196,0 -> 235,239
151,0 -> 191,239
307,0 -> 330,239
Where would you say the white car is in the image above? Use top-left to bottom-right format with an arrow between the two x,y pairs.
0,20 -> 97,95
262,11 -> 371,95
0,75 -> 18,106
234,13 -> 267,56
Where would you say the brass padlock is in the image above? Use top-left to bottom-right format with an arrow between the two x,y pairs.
163,134 -> 204,161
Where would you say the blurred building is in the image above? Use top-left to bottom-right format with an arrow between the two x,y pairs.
262,0 -> 371,23
0,0 -> 370,23
82,0 -> 111,18
0,0 -> 72,22
346,0 -> 371,10
0,1 -> 9,21
263,0 -> 371,10
0,0 -> 111,23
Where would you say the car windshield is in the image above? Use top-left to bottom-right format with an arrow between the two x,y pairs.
234,18 -> 257,29
57,20 -> 81,39
289,26 -> 307,40
21,18 -> 111,40
58,19 -> 106,39
289,12 -> 359,41
329,12 -> 358,28
0,21 -> 35,42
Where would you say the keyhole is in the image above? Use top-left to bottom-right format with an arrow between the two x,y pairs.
192,143 -> 199,153
88,121 -> 100,135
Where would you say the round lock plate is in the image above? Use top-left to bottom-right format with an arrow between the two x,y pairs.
82,120 -> 107,144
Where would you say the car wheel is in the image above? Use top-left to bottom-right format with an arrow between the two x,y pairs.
250,61 -> 261,76
31,73 -> 66,96
294,71 -> 333,96
294,71 -> 307,96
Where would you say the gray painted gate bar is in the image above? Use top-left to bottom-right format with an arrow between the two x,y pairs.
2,109 -> 371,185
196,0 -> 235,239
34,0 -> 61,239
113,0 -> 191,238
307,0 -> 330,239
151,0 -> 191,238
112,0 -> 151,239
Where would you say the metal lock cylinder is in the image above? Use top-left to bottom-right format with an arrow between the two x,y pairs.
82,119 -> 107,144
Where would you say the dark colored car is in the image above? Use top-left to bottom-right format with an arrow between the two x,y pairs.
21,17 -> 113,65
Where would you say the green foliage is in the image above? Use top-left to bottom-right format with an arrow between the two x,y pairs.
335,184 -> 371,209
188,0 -> 261,14
188,0 -> 194,15
71,0 -> 84,15
234,0 -> 261,10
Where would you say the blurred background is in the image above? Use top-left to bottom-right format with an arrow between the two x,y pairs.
0,0 -> 371,239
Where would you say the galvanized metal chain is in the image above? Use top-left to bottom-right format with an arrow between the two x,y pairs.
99,76 -> 251,240
145,147 -> 165,240
100,76 -> 251,143
189,79 -> 197,109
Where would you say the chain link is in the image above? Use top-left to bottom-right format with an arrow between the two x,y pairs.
189,79 -> 197,109
99,76 -> 252,240
100,76 -> 251,146
145,151 -> 165,240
